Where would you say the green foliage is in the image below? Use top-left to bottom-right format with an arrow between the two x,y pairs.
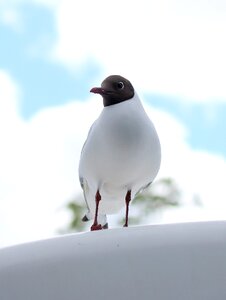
67,202 -> 85,231
121,177 -> 180,225
60,177 -> 180,233
59,201 -> 86,233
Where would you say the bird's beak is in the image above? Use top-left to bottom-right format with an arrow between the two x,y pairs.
90,87 -> 106,95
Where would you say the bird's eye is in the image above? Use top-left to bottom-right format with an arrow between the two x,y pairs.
116,81 -> 124,90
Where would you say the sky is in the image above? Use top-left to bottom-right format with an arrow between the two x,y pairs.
0,0 -> 226,247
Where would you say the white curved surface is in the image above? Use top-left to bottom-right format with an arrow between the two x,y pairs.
0,221 -> 226,300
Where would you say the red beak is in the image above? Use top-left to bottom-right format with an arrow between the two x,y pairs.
90,87 -> 106,95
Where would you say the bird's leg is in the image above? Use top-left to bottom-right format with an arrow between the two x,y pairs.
91,190 -> 102,231
123,190 -> 131,227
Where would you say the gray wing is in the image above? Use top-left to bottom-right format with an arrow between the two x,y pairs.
79,176 -> 91,221
135,181 -> 153,196
79,122 -> 97,218
78,121 -> 95,182
79,121 -> 96,159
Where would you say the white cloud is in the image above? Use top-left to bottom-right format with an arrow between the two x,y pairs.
145,102 -> 226,211
0,8 -> 22,31
45,0 -> 226,102
0,71 -> 102,246
2,0 -> 226,101
0,69 -> 226,247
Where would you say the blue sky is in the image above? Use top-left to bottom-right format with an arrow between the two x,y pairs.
0,3 -> 101,117
1,2 -> 225,157
149,94 -> 226,156
1,0 -> 226,246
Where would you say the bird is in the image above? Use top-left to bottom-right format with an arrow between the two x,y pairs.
79,75 -> 161,231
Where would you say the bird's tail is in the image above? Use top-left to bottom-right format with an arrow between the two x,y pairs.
82,211 -> 92,222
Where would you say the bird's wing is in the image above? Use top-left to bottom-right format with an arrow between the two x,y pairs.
79,122 -> 98,215
79,121 -> 96,157
79,176 -> 91,218
135,181 -> 153,196
78,121 -> 95,202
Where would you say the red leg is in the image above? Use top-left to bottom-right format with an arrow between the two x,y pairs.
123,190 -> 131,227
91,190 -> 102,231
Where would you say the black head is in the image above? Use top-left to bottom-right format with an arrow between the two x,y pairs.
90,75 -> 135,107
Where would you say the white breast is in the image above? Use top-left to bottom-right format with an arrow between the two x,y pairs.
79,93 -> 161,214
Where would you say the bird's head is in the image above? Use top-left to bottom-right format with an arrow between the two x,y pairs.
90,75 -> 135,107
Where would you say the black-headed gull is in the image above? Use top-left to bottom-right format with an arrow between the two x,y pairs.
79,75 -> 161,230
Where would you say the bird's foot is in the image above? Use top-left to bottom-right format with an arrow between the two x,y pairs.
90,223 -> 103,231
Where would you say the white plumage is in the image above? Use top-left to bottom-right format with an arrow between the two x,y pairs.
79,76 -> 161,230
